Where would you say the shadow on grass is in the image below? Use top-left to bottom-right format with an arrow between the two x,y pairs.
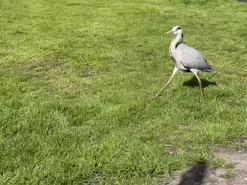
183,76 -> 217,88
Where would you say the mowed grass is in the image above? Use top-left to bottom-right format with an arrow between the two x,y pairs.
0,0 -> 247,184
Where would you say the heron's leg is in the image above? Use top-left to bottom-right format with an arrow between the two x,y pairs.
155,67 -> 178,98
191,71 -> 204,97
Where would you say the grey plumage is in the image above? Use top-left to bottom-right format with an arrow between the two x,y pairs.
175,44 -> 212,72
155,26 -> 212,97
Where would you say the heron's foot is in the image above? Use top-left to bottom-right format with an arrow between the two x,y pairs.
150,96 -> 157,100
154,93 -> 162,99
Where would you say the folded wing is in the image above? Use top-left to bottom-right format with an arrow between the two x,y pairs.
177,44 -> 212,72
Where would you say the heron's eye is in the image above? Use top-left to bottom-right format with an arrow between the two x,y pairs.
176,27 -> 181,31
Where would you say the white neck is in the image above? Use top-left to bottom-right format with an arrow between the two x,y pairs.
171,33 -> 183,49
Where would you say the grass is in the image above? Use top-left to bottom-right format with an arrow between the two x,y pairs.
220,171 -> 235,179
212,158 -> 235,169
0,0 -> 247,184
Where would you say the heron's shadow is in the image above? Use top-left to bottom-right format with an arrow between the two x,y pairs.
183,76 -> 217,88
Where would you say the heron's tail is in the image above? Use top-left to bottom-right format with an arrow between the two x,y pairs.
202,68 -> 213,73
207,68 -> 213,72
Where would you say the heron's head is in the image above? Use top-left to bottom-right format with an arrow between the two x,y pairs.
167,26 -> 183,35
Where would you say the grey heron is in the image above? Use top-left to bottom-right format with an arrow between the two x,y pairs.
155,26 -> 212,97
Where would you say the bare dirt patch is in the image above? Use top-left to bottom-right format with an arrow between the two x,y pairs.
168,147 -> 247,185
205,149 -> 247,185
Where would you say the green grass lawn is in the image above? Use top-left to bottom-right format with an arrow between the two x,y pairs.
0,0 -> 247,184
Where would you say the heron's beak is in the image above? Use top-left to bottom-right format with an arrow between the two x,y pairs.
167,31 -> 173,34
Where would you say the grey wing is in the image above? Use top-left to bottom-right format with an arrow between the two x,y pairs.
177,44 -> 212,71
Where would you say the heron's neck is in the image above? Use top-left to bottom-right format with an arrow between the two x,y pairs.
173,33 -> 183,49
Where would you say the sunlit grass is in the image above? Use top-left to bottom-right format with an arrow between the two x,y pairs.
0,0 -> 246,184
